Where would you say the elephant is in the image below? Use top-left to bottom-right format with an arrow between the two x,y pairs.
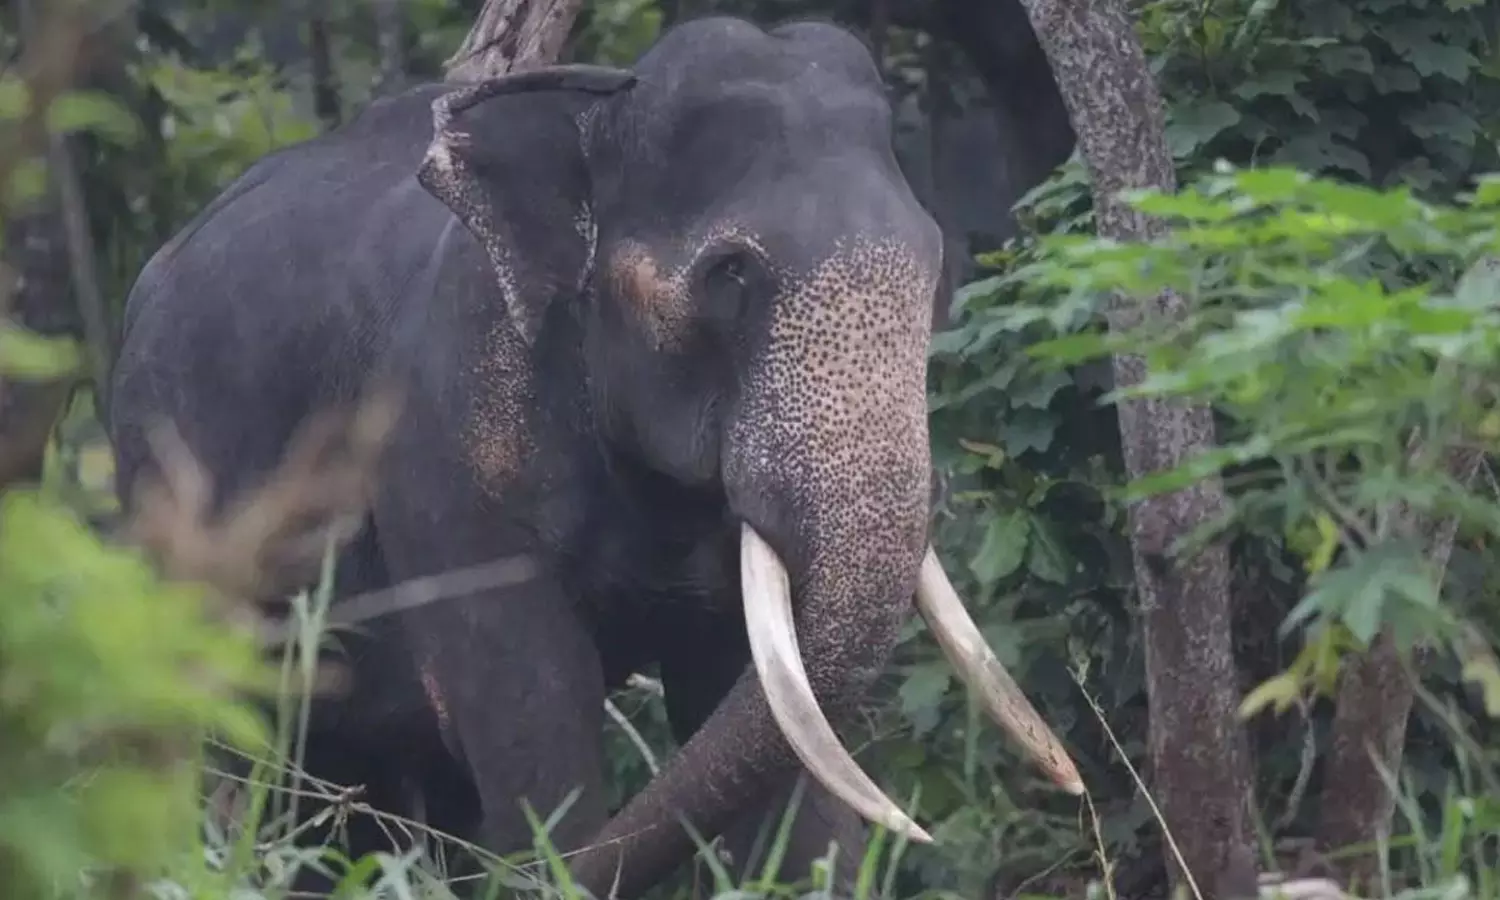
107,15 -> 1081,899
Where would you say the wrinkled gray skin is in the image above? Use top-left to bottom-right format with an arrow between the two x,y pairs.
110,17 -> 943,898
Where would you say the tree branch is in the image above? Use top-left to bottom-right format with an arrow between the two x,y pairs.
1009,0 -> 1259,896
307,7 -> 340,129
444,0 -> 586,82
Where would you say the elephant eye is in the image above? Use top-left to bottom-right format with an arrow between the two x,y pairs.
701,252 -> 755,324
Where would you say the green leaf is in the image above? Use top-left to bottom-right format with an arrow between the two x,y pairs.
1460,654 -> 1500,718
997,408 -> 1058,456
1164,100 -> 1241,157
1272,132 -> 1372,179
1232,70 -> 1303,101
1239,672 -> 1304,719
0,76 -> 29,121
969,509 -> 1030,586
952,275 -> 1006,314
1406,102 -> 1480,147
4,158 -> 48,207
1028,330 -> 1113,364
45,91 -> 141,146
1383,25 -> 1477,79
898,662 -> 953,737
1372,64 -> 1423,94
1025,517 -> 1071,585
927,328 -> 972,358
1319,46 -> 1375,75
0,326 -> 82,381
1117,438 -> 1272,501
1010,369 -> 1072,409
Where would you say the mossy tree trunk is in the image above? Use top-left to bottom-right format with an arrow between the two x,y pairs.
1008,0 -> 1261,896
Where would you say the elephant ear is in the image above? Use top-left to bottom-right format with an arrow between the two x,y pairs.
417,65 -> 637,343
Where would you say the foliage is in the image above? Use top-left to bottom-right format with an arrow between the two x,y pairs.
10,0 -> 1500,897
0,487 -> 271,898
1007,164 -> 1500,709
0,52 -> 278,898
917,0 -> 1500,891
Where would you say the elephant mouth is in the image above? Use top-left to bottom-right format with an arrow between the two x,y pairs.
739,524 -> 1085,843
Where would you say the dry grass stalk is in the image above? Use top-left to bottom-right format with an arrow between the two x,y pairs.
123,388 -> 403,626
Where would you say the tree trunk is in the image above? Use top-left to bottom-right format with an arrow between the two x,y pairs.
372,0 -> 407,95
0,209 -> 78,488
1316,443 -> 1484,891
443,0 -> 585,82
0,0 -> 107,486
308,9 -> 340,129
1009,0 -> 1260,897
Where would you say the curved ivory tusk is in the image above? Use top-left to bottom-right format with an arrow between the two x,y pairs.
740,525 -> 933,844
915,547 -> 1085,795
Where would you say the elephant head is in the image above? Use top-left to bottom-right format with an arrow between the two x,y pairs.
416,17 -> 1081,893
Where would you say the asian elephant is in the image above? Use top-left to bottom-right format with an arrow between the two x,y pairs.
107,15 -> 1081,899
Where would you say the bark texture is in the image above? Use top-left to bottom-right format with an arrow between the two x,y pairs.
444,0 -> 585,82
1008,1 -> 1259,896
1,0 -> 105,485
372,0 -> 407,94
0,211 -> 77,487
308,10 -> 340,129
1317,444 -> 1485,890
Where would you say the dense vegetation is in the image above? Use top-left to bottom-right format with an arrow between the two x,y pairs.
1,0 -> 1498,898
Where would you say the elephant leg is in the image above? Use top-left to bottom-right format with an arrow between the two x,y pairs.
401,591 -> 608,858
372,493 -> 610,875
657,612 -> 868,897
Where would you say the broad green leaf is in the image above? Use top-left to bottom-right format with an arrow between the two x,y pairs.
969,510 -> 1030,586
1384,27 -> 1478,79
1025,517 -> 1071,585
997,408 -> 1058,456
898,662 -> 953,737
1126,187 -> 1240,222
1319,46 -> 1375,76
1164,100 -> 1241,158
45,91 -> 141,146
952,275 -> 1006,313
0,326 -> 82,381
1233,70 -> 1304,101
1407,102 -> 1480,147
1010,369 -> 1072,410
1027,330 -> 1113,364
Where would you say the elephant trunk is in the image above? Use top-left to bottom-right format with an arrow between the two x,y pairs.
569,241 -> 1081,896
570,413 -> 932,897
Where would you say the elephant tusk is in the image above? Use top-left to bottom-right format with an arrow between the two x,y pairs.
739,524 -> 933,844
915,547 -> 1085,796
